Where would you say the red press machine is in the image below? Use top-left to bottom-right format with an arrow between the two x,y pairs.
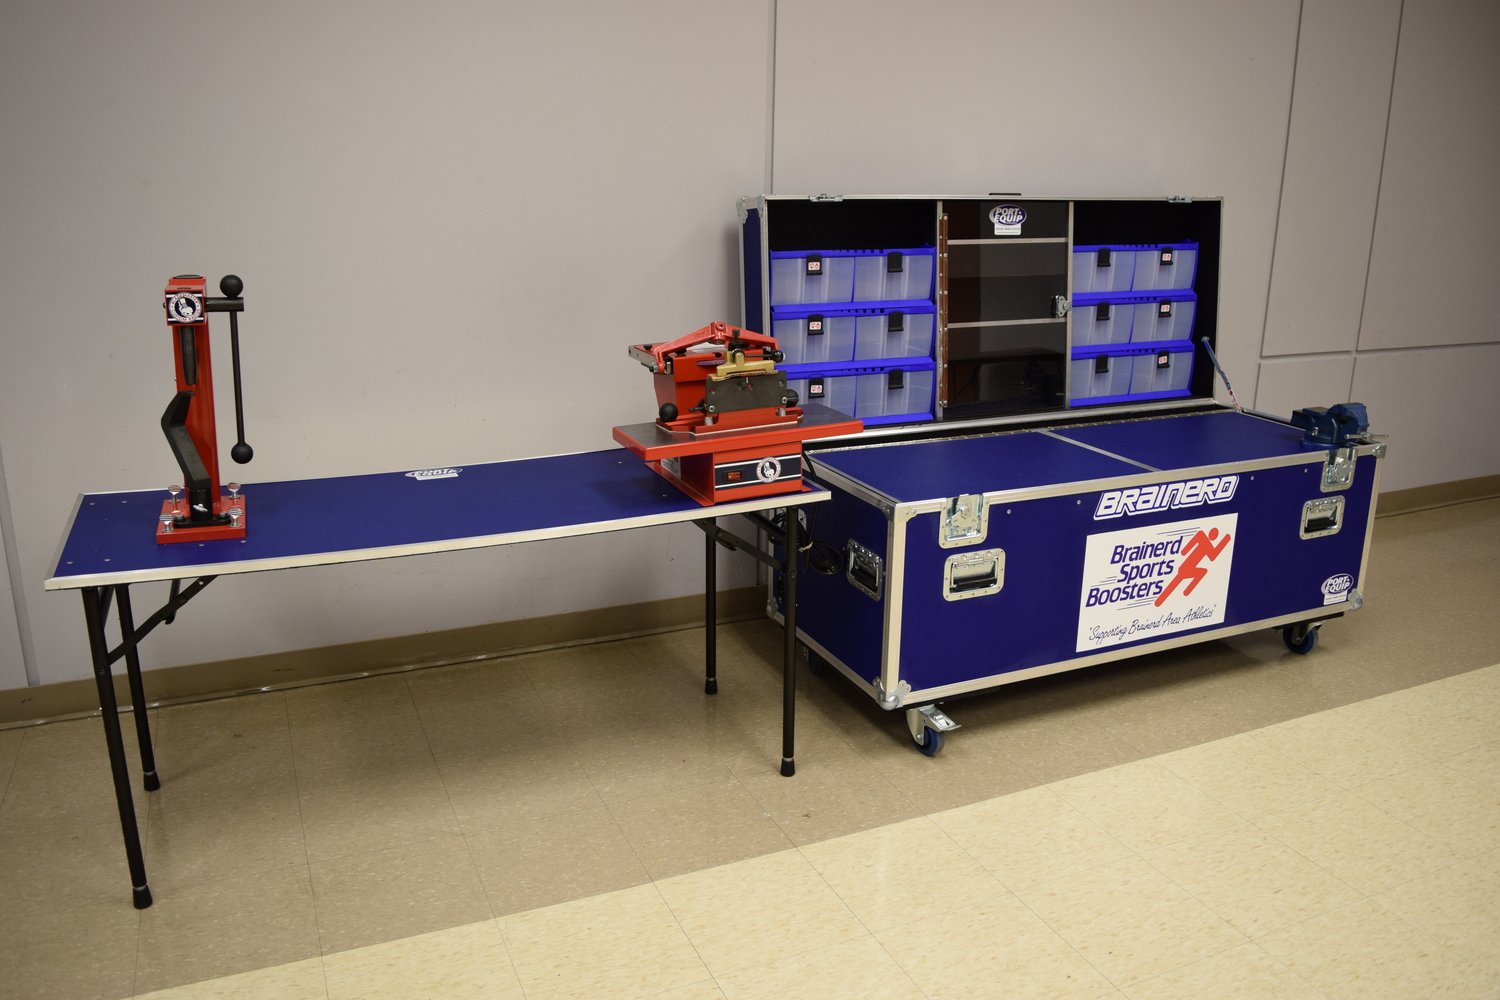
157,274 -> 254,543
613,321 -> 861,504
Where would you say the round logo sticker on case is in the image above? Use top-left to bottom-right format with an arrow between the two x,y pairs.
990,204 -> 1027,236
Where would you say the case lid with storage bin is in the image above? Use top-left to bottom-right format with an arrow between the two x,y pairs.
740,195 -> 1223,426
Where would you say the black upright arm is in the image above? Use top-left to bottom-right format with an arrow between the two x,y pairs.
207,274 -> 253,465
160,391 -> 213,521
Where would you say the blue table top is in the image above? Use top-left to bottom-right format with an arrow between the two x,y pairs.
1052,411 -> 1310,470
809,428 -> 1142,503
47,449 -> 829,590
808,410 -> 1309,505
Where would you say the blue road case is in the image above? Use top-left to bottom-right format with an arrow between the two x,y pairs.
741,194 -> 1384,754
791,409 -> 1385,753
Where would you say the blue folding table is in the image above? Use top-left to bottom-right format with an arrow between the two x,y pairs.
45,447 -> 828,908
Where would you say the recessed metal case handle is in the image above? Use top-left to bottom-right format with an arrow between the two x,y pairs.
944,548 -> 1005,601
1301,497 -> 1345,539
847,539 -> 883,600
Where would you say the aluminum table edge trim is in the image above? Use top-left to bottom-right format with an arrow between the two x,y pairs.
45,488 -> 832,592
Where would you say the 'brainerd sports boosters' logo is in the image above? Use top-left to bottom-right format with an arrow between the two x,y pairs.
1077,513 -> 1237,652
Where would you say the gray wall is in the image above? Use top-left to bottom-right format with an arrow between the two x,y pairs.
1,0 -> 1495,690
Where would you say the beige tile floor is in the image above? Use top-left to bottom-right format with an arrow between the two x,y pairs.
1,498 -> 1497,998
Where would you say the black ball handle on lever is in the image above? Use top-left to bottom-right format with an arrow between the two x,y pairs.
206,274 -> 253,464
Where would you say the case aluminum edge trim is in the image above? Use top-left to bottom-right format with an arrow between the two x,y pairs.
804,603 -> 1357,710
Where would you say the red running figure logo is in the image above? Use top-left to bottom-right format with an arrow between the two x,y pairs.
1155,527 -> 1232,607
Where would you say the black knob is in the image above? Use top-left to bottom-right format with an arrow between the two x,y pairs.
658,402 -> 679,423
784,389 -> 799,407
220,274 -> 243,298
231,441 -> 254,464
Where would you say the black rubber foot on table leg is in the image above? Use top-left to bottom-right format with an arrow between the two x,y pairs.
133,885 -> 153,909
704,678 -> 718,695
780,757 -> 795,777
143,771 -> 161,792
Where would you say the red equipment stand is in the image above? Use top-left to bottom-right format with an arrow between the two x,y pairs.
614,321 -> 863,505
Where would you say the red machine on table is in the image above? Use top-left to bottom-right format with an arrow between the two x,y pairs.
613,321 -> 861,505
156,274 -> 255,543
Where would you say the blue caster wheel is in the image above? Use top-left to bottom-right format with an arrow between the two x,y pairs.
916,727 -> 946,757
1283,625 -> 1319,655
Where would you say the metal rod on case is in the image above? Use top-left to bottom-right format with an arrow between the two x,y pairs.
1200,339 -> 1242,413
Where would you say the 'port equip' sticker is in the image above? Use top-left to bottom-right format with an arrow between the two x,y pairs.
990,204 -> 1026,236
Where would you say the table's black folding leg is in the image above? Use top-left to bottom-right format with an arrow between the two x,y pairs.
704,517 -> 718,695
780,507 -> 799,777
113,585 -> 160,792
82,587 -> 152,909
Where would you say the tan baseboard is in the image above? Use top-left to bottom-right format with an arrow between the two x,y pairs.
1378,475 -> 1500,516
0,586 -> 765,728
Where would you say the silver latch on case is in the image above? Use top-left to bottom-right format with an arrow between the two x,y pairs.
940,493 -> 988,548
1321,446 -> 1357,492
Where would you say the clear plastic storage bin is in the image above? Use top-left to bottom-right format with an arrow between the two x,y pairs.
1131,243 -> 1198,291
769,251 -> 856,305
856,367 -> 934,419
851,249 -> 935,302
1072,300 -> 1134,347
1129,296 -> 1196,343
1071,355 -> 1132,402
1130,348 -> 1194,394
1072,246 -> 1137,294
786,374 -> 856,416
852,308 -> 935,361
771,311 -> 857,365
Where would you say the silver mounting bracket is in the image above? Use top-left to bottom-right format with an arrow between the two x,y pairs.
906,704 -> 960,743
875,678 -> 911,710
940,493 -> 988,548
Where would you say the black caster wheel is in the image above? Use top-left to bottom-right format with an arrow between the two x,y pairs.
916,728 -> 946,757
1283,625 -> 1319,655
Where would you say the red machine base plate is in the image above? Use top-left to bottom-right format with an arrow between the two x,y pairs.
156,496 -> 248,544
612,405 -> 862,507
